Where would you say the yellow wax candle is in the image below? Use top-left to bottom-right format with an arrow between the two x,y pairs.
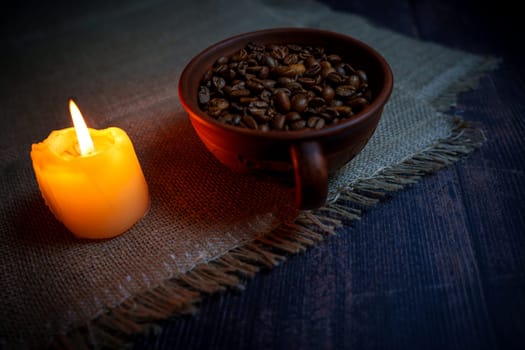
30,100 -> 150,239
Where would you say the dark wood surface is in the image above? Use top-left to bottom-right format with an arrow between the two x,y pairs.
131,1 -> 525,349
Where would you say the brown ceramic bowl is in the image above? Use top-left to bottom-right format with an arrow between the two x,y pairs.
179,28 -> 393,209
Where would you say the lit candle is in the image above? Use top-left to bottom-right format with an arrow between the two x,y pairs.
30,99 -> 150,239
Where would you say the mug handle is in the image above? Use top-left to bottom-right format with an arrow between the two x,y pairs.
290,141 -> 328,210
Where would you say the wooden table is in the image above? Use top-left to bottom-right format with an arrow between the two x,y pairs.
132,1 -> 525,349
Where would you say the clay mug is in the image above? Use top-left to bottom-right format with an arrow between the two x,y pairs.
179,28 -> 393,209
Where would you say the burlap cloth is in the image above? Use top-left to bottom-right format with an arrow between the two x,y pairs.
0,0 -> 499,348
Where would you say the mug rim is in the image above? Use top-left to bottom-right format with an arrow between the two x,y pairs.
178,27 -> 394,141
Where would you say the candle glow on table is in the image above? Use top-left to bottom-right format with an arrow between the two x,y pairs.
30,100 -> 150,239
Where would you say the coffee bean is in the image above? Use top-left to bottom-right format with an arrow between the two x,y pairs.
208,98 -> 229,116
333,105 -> 353,117
202,69 -> 213,82
242,115 -> 258,129
227,69 -> 236,80
222,85 -> 234,95
356,70 -> 368,84
331,99 -> 344,107
261,79 -> 277,89
246,66 -> 263,75
347,75 -> 360,89
232,115 -> 242,125
339,63 -> 356,75
246,79 -> 265,93
310,85 -> 323,95
321,85 -> 335,102
246,58 -> 258,66
277,77 -> 294,85
307,116 -> 326,129
278,64 -> 305,77
291,64 -> 306,75
262,55 -> 278,68
285,111 -> 302,122
240,96 -> 259,105
255,113 -> 271,124
271,114 -> 286,130
230,102 -> 244,112
321,64 -> 336,78
306,90 -> 317,99
327,54 -> 342,64
259,66 -> 270,79
309,97 -> 325,108
326,72 -> 346,85
247,42 -> 265,52
297,77 -> 317,87
283,53 -> 299,65
305,56 -> 317,67
271,46 -> 288,60
284,81 -> 305,93
273,65 -> 296,78
229,88 -> 251,98
231,80 -> 246,89
260,90 -> 272,103
313,46 -> 325,55
274,90 -> 291,112
198,86 -> 210,105
290,120 -> 307,130
335,63 -> 346,76
291,94 -> 308,112
304,64 -> 321,77
221,113 -> 235,124
320,111 -> 335,121
216,56 -> 229,65
347,97 -> 369,111
198,42 -> 372,131
251,100 -> 269,109
303,107 -> 318,117
363,89 -> 372,101
231,49 -> 248,62
236,61 -> 248,75
335,85 -> 357,98
248,106 -> 267,119
215,63 -> 228,74
287,44 -> 303,52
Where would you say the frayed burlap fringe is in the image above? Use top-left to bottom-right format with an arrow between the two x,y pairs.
50,118 -> 485,350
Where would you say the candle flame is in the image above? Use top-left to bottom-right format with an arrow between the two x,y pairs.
69,99 -> 95,156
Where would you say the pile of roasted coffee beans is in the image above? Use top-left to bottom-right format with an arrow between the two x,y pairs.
197,42 -> 372,131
